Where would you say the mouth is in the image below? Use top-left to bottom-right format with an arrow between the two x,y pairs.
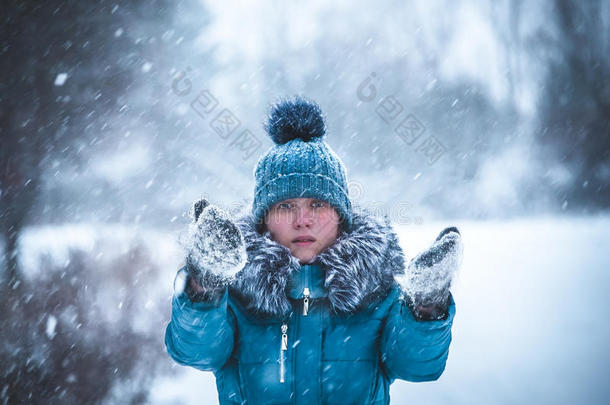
292,236 -> 316,246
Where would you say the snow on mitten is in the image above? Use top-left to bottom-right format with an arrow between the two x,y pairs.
395,226 -> 463,320
178,198 -> 247,302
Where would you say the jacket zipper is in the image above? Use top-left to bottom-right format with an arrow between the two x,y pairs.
303,287 -> 310,316
280,323 -> 288,383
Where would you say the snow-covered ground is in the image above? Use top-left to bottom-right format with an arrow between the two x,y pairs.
11,215 -> 610,404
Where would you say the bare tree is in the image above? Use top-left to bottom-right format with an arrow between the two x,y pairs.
538,0 -> 610,209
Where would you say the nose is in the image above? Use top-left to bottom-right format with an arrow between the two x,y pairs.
293,206 -> 314,229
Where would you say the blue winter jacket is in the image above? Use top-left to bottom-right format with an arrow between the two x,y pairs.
165,209 -> 456,405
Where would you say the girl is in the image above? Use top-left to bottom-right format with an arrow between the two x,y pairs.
165,97 -> 463,405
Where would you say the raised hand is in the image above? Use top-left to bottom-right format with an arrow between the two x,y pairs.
180,198 -> 247,301
396,227 -> 463,320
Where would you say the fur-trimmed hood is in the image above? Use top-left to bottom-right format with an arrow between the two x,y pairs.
229,208 -> 406,318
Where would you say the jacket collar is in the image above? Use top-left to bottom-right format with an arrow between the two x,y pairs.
230,207 -> 406,318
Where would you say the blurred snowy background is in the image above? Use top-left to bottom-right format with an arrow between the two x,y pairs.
1,0 -> 609,404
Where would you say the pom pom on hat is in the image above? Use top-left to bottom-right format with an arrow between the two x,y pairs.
264,96 -> 326,144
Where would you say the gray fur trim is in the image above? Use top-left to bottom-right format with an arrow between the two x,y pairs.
317,210 -> 406,314
229,208 -> 405,318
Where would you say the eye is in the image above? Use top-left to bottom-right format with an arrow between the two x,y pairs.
277,202 -> 294,210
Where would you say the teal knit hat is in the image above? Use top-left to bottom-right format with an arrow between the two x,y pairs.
252,96 -> 353,232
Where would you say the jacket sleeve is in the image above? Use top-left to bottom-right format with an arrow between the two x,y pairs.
379,288 -> 456,382
164,269 -> 237,372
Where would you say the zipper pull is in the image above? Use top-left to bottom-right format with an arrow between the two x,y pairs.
280,323 -> 288,383
281,324 -> 288,350
302,287 -> 310,316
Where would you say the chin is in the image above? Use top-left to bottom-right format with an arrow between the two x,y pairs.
295,255 -> 312,264
293,251 -> 315,264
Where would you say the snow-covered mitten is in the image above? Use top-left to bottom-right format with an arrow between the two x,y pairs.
179,198 -> 247,303
395,226 -> 463,320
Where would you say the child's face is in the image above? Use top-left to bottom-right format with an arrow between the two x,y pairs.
264,197 -> 341,264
